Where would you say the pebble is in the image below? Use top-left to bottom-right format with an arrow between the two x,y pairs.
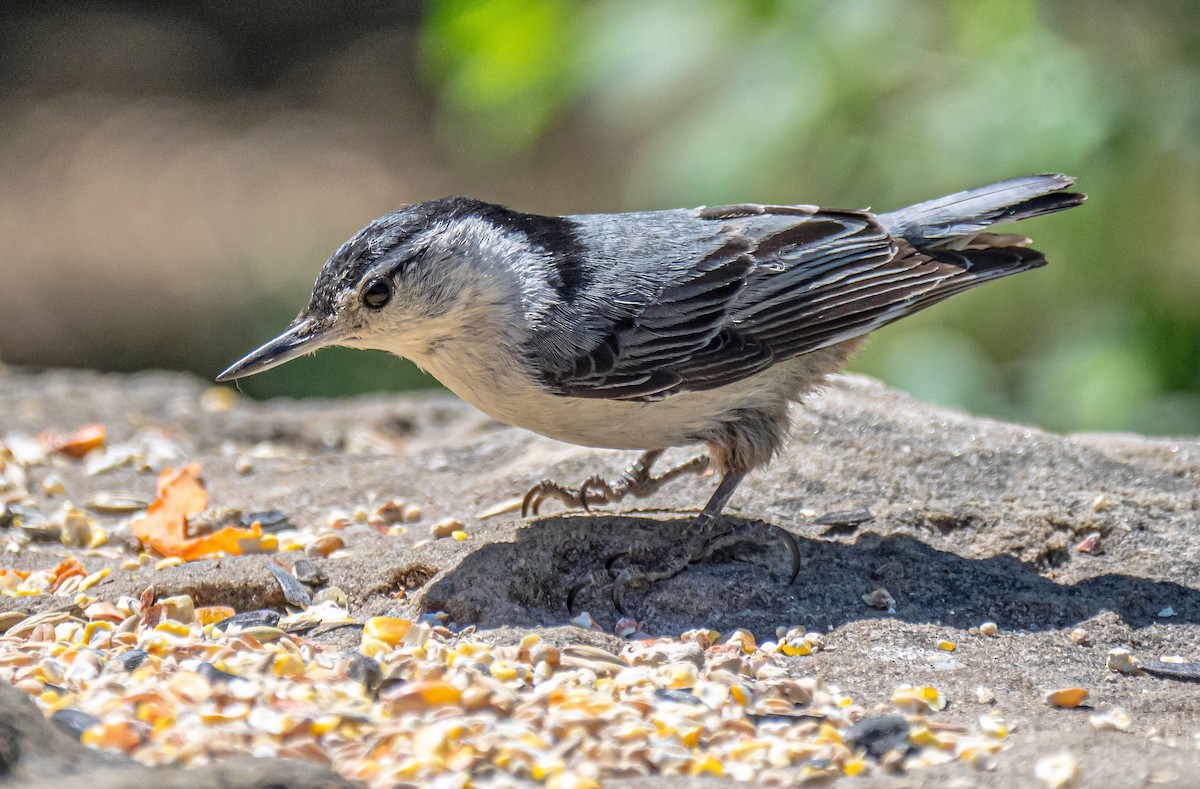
292,559 -> 328,586
978,621 -> 998,637
1069,628 -> 1088,645
844,715 -> 910,759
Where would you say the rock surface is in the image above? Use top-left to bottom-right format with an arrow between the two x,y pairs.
2,368 -> 1199,786
0,682 -> 356,788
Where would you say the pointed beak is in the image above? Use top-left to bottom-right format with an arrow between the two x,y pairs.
216,317 -> 336,382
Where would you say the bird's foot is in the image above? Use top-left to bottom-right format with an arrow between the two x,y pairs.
568,517 -> 800,615
521,450 -> 709,516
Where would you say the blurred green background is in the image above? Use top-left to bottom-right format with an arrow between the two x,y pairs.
0,0 -> 1197,434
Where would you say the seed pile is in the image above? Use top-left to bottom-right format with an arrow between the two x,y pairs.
0,590 -> 1016,787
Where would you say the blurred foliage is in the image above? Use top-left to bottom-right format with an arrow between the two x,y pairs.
0,0 -> 1197,435
416,0 -> 1200,434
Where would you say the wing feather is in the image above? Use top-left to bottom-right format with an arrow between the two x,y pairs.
539,205 -> 1040,401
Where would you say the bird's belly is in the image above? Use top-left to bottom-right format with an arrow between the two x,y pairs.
420,352 -> 802,451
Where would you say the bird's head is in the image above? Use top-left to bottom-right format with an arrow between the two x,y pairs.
217,197 -> 573,382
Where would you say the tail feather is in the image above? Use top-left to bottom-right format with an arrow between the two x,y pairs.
880,174 -> 1086,248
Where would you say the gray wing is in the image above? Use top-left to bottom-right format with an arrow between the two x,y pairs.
541,204 -> 1041,401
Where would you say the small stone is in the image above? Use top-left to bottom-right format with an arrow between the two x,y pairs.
432,517 -> 463,539
1157,606 -> 1175,618
235,457 -> 254,475
307,534 -> 345,557
979,621 -> 998,637
845,715 -> 910,760
1045,687 -> 1089,708
975,686 -> 996,704
863,587 -> 896,611
213,609 -> 281,631
347,652 -> 382,693
1069,628 -> 1088,644
292,559 -> 327,586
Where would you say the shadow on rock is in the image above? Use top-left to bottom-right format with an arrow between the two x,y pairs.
420,514 -> 1200,637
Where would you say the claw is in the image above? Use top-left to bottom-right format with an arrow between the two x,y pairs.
567,575 -> 594,614
610,567 -> 631,616
780,529 -> 801,585
520,487 -> 539,517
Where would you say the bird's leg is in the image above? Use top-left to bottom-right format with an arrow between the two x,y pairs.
521,450 -> 709,516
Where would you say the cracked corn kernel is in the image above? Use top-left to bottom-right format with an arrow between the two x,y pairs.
82,721 -> 142,753
892,684 -> 947,712
362,617 -> 411,647
937,640 -> 956,651
1089,707 -> 1131,731
689,753 -> 723,777
451,530 -> 469,541
1045,687 -> 1088,708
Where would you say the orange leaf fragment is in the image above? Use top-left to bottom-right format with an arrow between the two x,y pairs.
44,423 -> 107,457
131,464 -> 261,561
48,557 -> 87,593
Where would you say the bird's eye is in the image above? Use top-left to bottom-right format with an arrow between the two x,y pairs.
361,278 -> 393,309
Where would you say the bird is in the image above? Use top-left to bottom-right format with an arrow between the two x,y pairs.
218,173 -> 1085,611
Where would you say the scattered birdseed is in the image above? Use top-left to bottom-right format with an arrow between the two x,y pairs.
1106,648 -> 1141,675
1034,750 -> 1081,788
937,640 -> 955,652
1089,707 -> 1131,731
476,497 -> 524,519
1045,687 -> 1089,708
432,517 -> 464,539
1076,532 -> 1103,554
307,534 -> 345,557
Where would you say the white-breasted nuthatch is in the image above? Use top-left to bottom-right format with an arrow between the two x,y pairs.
219,174 -> 1084,609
